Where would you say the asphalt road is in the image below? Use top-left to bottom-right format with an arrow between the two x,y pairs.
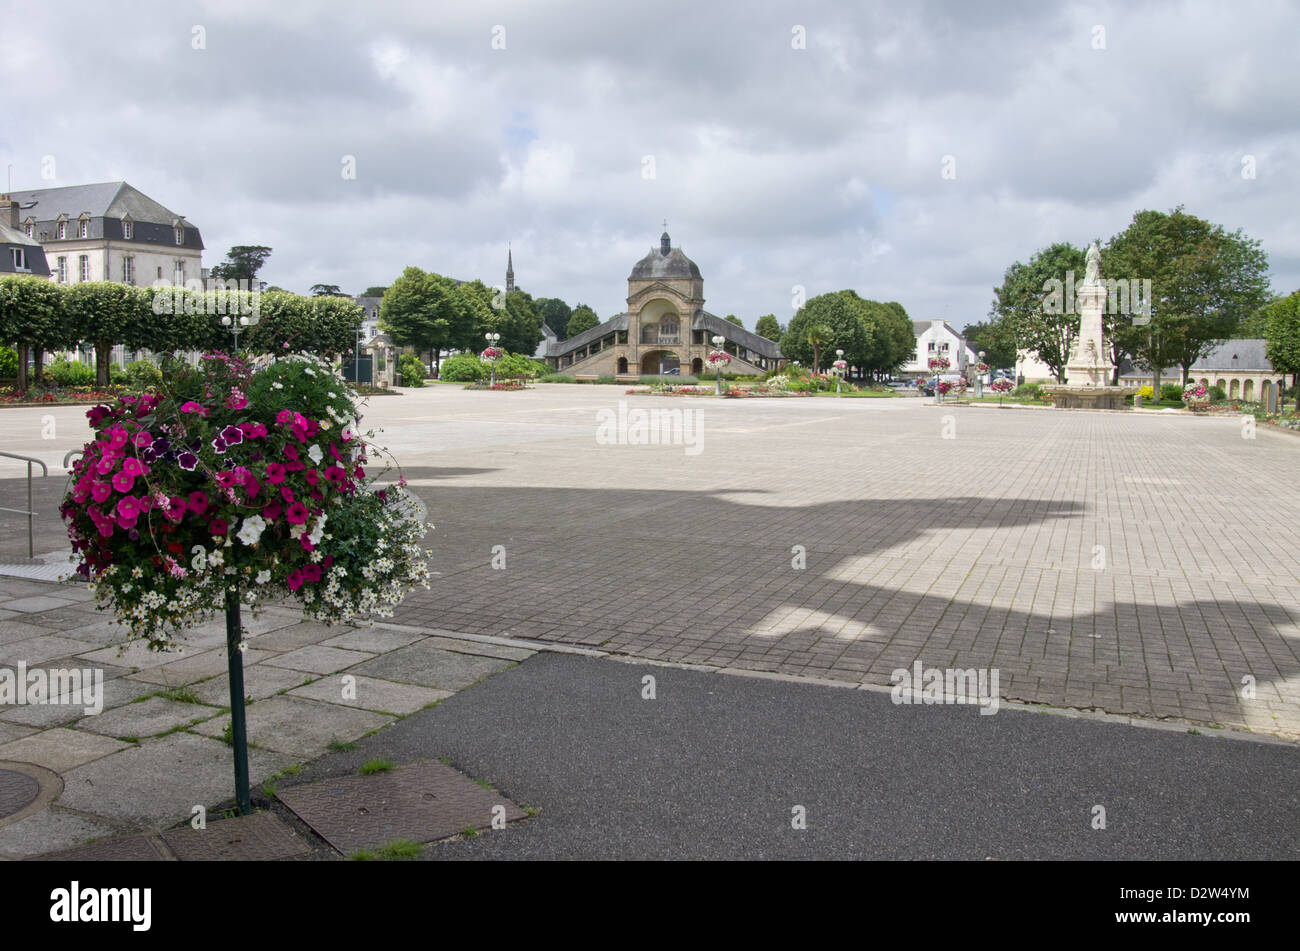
288,651 -> 1300,860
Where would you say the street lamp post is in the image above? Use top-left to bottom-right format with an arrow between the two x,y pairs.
976,350 -> 985,399
484,332 -> 501,387
221,315 -> 249,352
832,349 -> 846,393
355,326 -> 362,387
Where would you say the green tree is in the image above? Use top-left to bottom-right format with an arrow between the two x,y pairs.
989,242 -> 1086,383
536,297 -> 573,339
66,283 -> 153,386
567,303 -> 599,337
0,277 -> 72,390
781,293 -> 868,374
961,319 -> 1017,370
1106,207 -> 1270,389
209,246 -> 273,284
360,286 -> 389,298
755,313 -> 782,341
725,315 -> 744,328
1263,290 -> 1300,408
379,268 -> 470,373
310,284 -> 346,298
851,297 -> 915,379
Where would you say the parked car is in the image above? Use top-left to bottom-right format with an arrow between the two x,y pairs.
920,373 -> 966,396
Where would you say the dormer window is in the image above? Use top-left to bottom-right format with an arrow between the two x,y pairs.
78,215 -> 90,238
122,217 -> 133,240
56,220 -> 67,239
174,225 -> 184,245
23,220 -> 33,237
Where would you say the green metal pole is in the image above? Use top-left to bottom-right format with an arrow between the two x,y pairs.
225,588 -> 252,815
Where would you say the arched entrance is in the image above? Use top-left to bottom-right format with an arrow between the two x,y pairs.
1230,379 -> 1240,398
691,357 -> 703,375
1243,379 -> 1254,401
617,357 -> 628,374
640,350 -> 679,375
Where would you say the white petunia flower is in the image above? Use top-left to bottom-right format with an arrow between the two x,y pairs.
237,515 -> 267,546
307,444 -> 324,465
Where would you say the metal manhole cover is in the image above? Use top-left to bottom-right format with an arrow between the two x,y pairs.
277,761 -> 527,854
161,812 -> 311,861
0,769 -> 40,820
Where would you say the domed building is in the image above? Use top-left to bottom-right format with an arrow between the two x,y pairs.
541,231 -> 783,377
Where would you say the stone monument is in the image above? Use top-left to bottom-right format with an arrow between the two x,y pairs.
1043,241 -> 1139,410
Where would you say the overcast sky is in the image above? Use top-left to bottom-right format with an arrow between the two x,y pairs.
4,0 -> 1297,330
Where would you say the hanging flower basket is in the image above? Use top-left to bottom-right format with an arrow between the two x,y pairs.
480,346 -> 504,363
1182,381 -> 1210,411
61,352 -> 432,651
927,356 -> 951,373
832,359 -> 849,373
706,350 -> 732,370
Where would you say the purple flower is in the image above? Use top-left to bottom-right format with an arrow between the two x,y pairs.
211,436 -> 227,454
178,452 -> 198,471
221,424 -> 243,445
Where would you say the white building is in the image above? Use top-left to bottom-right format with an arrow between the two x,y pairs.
900,320 -> 978,378
5,181 -> 203,290
1118,340 -> 1285,401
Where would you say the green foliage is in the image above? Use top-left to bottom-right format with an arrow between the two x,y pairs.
781,293 -> 868,372
1136,385 -> 1155,401
124,359 -> 162,391
989,242 -> 1087,383
961,319 -> 1017,370
1160,382 -> 1184,402
310,284 -> 345,297
596,374 -> 617,384
66,282 -> 156,385
1263,290 -> 1300,377
1208,384 -> 1227,401
496,351 -> 544,378
439,353 -> 487,382
46,358 -> 96,386
537,373 -> 575,383
209,246 -> 272,283
724,315 -> 744,327
0,276 -> 73,389
240,291 -> 361,357
1106,207 -> 1271,382
567,304 -> 599,337
0,345 -> 16,377
536,297 -> 573,338
380,267 -> 472,364
755,314 -> 783,341
359,758 -> 395,775
1014,382 -> 1043,399
398,352 -> 426,387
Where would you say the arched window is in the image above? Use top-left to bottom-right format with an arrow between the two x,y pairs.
617,357 -> 628,374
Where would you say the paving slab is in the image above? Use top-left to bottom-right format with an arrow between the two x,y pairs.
56,732 -> 293,829
0,721 -> 36,745
0,595 -> 80,614
276,761 -> 526,854
125,647 -> 278,686
288,675 -> 452,716
414,634 -> 537,662
188,664 -> 318,706
0,767 -> 39,819
190,696 -> 393,758
0,727 -> 131,773
0,634 -> 107,666
348,644 -> 516,691
28,834 -> 171,861
263,645 -> 374,675
0,806 -> 136,860
321,627 -> 424,654
0,675 -> 156,728
0,620 -> 58,645
160,811 -> 311,861
75,639 -> 202,670
246,620 -> 349,651
78,697 -> 223,740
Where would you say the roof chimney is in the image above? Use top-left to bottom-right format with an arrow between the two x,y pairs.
0,195 -> 18,231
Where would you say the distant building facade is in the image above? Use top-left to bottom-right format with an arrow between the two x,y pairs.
0,196 -> 50,277
4,181 -> 203,288
541,231 -> 783,376
899,320 -> 978,378
1118,340 -> 1285,401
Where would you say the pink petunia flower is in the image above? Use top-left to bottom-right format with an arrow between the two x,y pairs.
133,431 -> 153,448
209,518 -> 229,536
287,569 -> 305,591
286,502 -> 309,524
111,471 -> 135,493
264,463 -> 286,485
302,563 -> 322,582
188,491 -> 209,514
91,482 -> 112,504
276,410 -> 292,424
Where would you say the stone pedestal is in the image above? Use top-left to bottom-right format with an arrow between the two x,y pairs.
1042,384 -> 1139,410
1042,276 -> 1139,409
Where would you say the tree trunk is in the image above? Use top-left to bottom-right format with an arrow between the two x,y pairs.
32,347 -> 45,387
1152,366 -> 1161,402
96,340 -> 111,388
812,344 -> 821,375
16,343 -> 29,392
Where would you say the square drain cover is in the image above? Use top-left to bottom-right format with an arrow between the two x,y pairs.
161,812 -> 310,861
30,835 -> 170,862
277,761 -> 526,853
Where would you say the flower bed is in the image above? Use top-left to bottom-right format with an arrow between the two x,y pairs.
1,385 -> 133,405
61,351 -> 431,650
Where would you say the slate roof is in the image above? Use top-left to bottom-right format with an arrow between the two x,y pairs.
553,313 -> 629,356
1119,339 -> 1277,376
7,182 -> 203,250
629,246 -> 701,281
694,311 -> 783,359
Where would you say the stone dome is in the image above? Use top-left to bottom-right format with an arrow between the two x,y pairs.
629,233 -> 702,281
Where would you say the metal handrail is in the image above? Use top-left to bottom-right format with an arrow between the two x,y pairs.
63,448 -> 84,468
0,451 -> 50,559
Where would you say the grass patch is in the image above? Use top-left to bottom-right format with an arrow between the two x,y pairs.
348,839 -> 423,860
155,686 -> 202,704
359,758 -> 395,775
460,826 -> 479,838
474,777 -> 492,790
327,737 -> 356,752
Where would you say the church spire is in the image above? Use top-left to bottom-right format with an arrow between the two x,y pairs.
506,244 -> 515,294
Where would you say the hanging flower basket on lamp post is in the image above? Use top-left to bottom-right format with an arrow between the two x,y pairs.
481,333 -> 503,387
707,335 -> 731,394
60,351 -> 432,814
928,356 -> 950,402
831,350 -> 848,393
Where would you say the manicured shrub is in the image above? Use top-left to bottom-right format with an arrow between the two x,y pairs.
439,354 -> 486,382
1135,385 -> 1154,401
47,359 -> 96,386
1013,382 -> 1042,399
1208,385 -> 1227,401
0,346 -> 17,378
537,374 -> 576,383
496,352 -> 544,378
124,359 -> 162,390
398,353 -> 426,387
1161,382 -> 1184,402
